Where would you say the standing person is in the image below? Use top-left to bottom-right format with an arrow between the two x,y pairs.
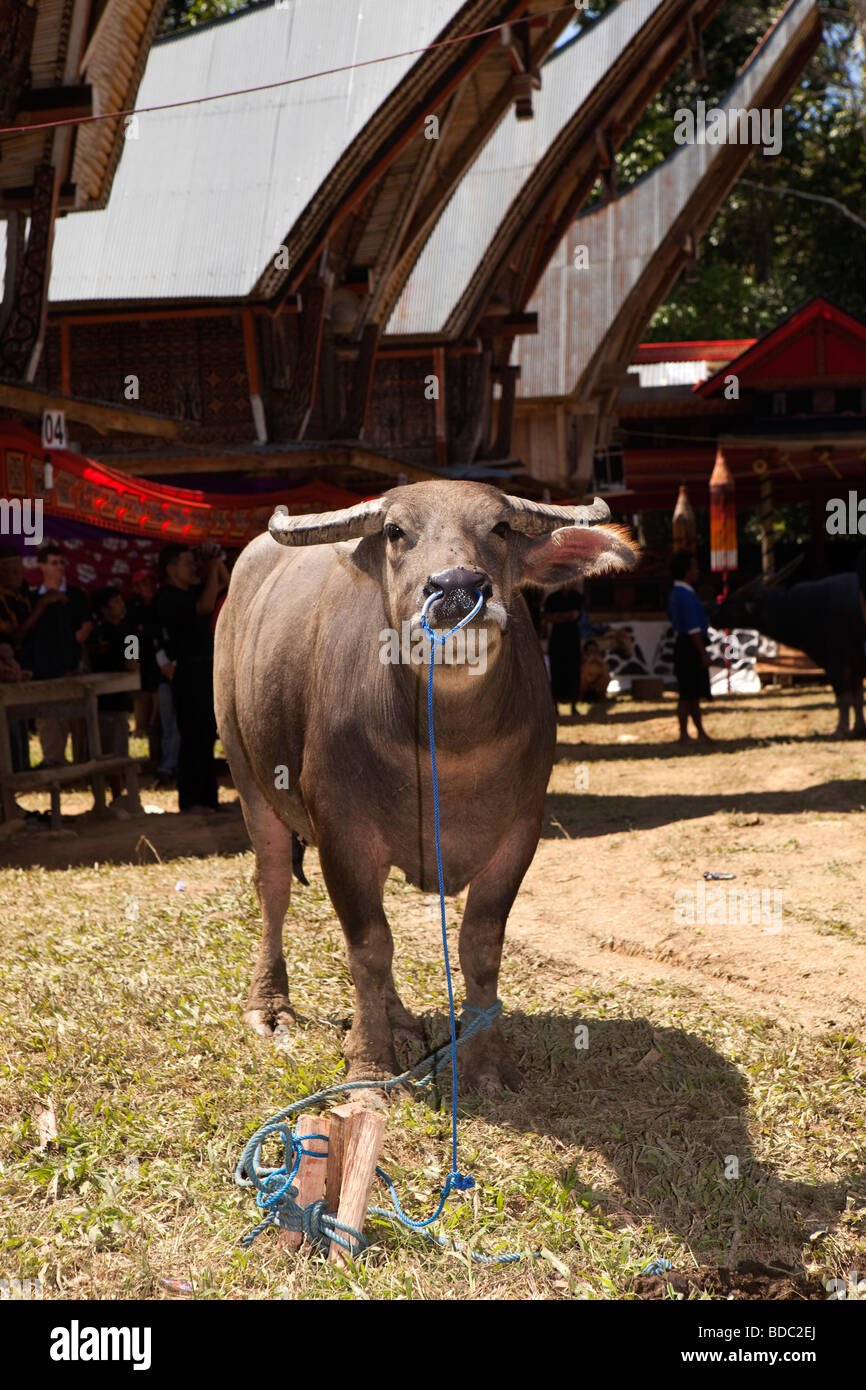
127,569 -> 166,772
0,545 -> 34,770
156,543 -> 228,813
88,587 -> 138,806
19,543 -> 93,767
668,550 -> 713,745
543,581 -> 584,718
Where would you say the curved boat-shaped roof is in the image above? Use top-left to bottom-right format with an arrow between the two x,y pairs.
387,0 -> 722,339
48,0 -> 460,302
46,1 -> 575,310
513,0 -> 822,402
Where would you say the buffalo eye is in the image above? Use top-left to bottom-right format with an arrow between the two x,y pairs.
492,521 -> 511,538
384,523 -> 404,542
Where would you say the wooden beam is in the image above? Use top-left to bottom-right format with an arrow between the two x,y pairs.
0,163 -> 59,380
0,182 -> 76,211
14,85 -> 93,123
241,308 -> 267,443
285,279 -> 327,439
491,364 -> 519,460
338,322 -> 379,438
59,320 -> 71,395
0,380 -> 186,437
433,345 -> 447,470
478,312 -> 538,339
87,444 -> 443,484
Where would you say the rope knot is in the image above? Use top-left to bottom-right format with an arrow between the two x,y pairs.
451,1172 -> 475,1192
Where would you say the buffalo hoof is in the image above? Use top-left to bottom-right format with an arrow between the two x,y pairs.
243,999 -> 297,1037
391,1015 -> 426,1052
459,1044 -> 523,1095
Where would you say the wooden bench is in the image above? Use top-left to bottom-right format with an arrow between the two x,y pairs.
0,672 -> 142,826
753,643 -> 825,688
3,756 -> 142,829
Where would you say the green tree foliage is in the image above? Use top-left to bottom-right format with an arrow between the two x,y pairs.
611,0 -> 866,338
160,0 -> 249,33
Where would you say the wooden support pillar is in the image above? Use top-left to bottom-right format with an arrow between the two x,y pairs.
811,490 -> 827,571
339,323 -> 379,439
491,364 -> 519,460
59,320 -> 71,396
0,164 -> 60,381
241,309 -> 268,442
285,279 -> 327,439
433,345 -> 448,470
758,468 -> 775,577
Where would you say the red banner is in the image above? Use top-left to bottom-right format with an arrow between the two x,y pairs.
0,422 -> 364,546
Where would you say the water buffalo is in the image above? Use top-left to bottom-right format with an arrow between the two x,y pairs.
715,566 -> 866,737
214,482 -> 637,1090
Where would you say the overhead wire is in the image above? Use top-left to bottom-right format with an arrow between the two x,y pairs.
0,4 -> 577,139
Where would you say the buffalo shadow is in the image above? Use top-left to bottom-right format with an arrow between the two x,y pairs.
408,1010 -> 862,1273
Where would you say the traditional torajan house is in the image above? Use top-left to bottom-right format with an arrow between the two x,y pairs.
511,0 -> 824,498
0,0 -> 167,383
3,0 -> 580,503
2,0 -> 726,524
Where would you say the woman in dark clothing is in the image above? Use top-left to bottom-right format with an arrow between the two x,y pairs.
544,583 -> 583,717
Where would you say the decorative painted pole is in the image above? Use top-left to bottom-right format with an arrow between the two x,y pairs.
753,457 -> 775,577
672,483 -> 696,554
709,448 -> 738,575
709,447 -> 737,694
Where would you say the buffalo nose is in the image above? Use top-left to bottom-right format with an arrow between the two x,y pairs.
424,568 -> 489,619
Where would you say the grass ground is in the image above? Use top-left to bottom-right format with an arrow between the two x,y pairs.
0,687 -> 864,1300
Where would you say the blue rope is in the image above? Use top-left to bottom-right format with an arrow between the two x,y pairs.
418,585 -> 486,1192
235,999 -> 509,1258
235,589 -> 520,1263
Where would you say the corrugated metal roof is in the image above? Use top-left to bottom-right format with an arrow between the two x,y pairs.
48,1 -> 463,303
627,360 -> 708,387
387,0 -> 669,337
514,0 -> 819,399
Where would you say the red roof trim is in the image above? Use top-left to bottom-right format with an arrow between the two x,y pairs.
633,339 -> 756,364
696,297 -> 866,397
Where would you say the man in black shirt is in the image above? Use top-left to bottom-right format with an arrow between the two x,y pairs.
89,586 -> 138,805
19,543 -> 93,766
156,543 -> 228,813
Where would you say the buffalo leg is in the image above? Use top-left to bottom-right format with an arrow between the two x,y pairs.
317,835 -> 400,1081
242,796 -> 297,1036
851,680 -> 865,738
831,686 -> 851,739
457,816 -> 541,1093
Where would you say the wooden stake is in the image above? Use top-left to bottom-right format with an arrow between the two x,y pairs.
325,1103 -> 360,1215
328,1110 -> 386,1266
277,1114 -> 330,1252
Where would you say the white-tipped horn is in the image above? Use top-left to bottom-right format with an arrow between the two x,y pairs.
501,493 -> 611,535
268,497 -> 386,546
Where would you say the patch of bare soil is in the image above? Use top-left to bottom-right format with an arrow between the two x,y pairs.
633,1260 -> 823,1300
510,686 -> 866,1034
0,787 -> 249,869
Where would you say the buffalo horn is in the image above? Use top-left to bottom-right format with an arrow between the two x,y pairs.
729,553 -> 804,598
763,554 -> 805,589
269,497 -> 386,546
501,494 -> 611,535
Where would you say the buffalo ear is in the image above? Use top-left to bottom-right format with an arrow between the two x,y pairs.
518,523 -> 638,591
332,534 -> 383,583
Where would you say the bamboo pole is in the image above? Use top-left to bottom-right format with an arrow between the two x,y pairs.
278,1115 -> 330,1252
